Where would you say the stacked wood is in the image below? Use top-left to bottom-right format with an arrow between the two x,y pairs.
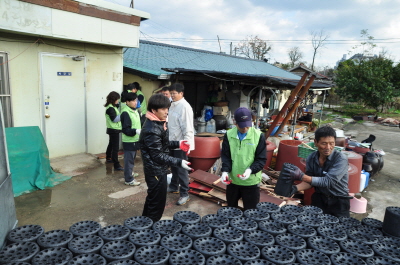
189,169 -> 299,209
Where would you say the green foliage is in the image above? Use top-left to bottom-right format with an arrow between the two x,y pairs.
335,57 -> 397,112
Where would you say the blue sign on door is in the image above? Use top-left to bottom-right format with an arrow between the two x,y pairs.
57,72 -> 72,76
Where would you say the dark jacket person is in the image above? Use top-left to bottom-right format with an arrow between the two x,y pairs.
139,94 -> 192,222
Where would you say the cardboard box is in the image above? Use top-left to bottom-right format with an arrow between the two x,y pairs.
213,106 -> 229,116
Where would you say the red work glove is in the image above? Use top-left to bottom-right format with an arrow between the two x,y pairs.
179,140 -> 190,155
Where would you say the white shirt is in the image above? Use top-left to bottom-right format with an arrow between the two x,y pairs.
168,97 -> 195,150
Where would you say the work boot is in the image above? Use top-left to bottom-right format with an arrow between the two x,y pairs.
125,179 -> 141,186
176,196 -> 190,206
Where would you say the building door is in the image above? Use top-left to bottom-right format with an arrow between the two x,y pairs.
40,53 -> 86,158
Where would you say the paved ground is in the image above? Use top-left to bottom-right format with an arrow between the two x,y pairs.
13,120 -> 400,231
343,121 -> 400,220
14,152 -> 220,231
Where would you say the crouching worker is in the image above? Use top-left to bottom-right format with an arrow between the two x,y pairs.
140,94 -> 192,222
121,92 -> 141,186
283,126 -> 351,217
220,107 -> 267,210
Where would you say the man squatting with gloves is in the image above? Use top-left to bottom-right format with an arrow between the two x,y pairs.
282,126 -> 350,217
220,107 -> 267,210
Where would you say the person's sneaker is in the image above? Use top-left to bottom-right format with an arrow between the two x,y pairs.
125,180 -> 141,186
167,187 -> 179,194
176,196 -> 190,206
106,158 -> 113,163
114,166 -> 124,171
132,172 -> 139,177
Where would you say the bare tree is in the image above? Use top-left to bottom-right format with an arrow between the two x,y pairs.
235,35 -> 272,60
288,46 -> 303,68
310,29 -> 329,71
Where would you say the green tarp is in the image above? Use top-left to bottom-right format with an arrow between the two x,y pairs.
5,126 -> 70,197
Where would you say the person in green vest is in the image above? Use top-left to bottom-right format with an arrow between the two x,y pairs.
121,92 -> 142,186
220,107 -> 267,210
130,82 -> 147,115
104,91 -> 123,171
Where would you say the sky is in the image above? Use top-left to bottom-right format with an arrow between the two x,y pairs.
105,0 -> 400,70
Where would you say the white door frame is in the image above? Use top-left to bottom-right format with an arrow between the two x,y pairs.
39,52 -> 88,153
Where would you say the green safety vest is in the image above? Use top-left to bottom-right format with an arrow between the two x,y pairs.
137,90 -> 147,114
105,104 -> 122,130
122,107 -> 141,143
227,127 -> 262,186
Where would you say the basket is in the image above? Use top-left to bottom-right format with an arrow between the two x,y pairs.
298,142 -> 317,158
297,142 -> 342,158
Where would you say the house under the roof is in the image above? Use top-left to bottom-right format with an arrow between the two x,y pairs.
123,40 -> 332,119
123,40 -> 331,89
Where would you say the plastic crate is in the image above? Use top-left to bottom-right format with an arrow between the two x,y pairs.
298,142 -> 342,158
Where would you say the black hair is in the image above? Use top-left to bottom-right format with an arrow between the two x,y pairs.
127,83 -> 136,91
125,92 -> 137,102
169,83 -> 184,93
315,125 -> 336,142
128,82 -> 141,91
147,93 -> 171,112
104,91 -> 120,107
161,86 -> 170,92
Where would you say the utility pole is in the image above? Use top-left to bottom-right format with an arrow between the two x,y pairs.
230,42 -> 232,55
217,35 -> 222,53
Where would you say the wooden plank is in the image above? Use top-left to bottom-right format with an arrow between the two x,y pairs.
189,181 -> 212,192
190,170 -> 220,186
212,178 -> 227,192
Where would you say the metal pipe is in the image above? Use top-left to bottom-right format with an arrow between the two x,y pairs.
275,74 -> 316,136
265,72 -> 308,138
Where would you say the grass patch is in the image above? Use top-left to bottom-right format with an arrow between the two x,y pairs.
324,105 -> 400,120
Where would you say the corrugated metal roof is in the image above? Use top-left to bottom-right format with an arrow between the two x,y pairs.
123,40 -> 302,80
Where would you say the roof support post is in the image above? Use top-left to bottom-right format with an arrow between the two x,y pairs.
265,72 -> 308,138
275,74 -> 316,136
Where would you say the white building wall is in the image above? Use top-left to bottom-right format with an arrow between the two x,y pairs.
0,0 -> 146,48
1,35 -> 123,155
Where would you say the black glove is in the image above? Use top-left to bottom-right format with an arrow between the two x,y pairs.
281,164 -> 304,182
289,185 -> 298,197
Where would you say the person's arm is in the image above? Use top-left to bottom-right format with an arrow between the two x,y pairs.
143,130 -> 181,167
248,133 -> 267,174
180,105 -> 195,143
121,112 -> 140,136
169,141 -> 180,149
221,134 -> 232,173
106,107 -> 120,122
137,94 -> 144,104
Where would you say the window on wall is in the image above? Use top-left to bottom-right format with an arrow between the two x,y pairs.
0,53 -> 12,127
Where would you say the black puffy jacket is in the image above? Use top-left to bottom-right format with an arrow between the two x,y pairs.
139,118 -> 181,176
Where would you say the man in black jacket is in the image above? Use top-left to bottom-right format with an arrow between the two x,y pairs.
139,94 -> 192,222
